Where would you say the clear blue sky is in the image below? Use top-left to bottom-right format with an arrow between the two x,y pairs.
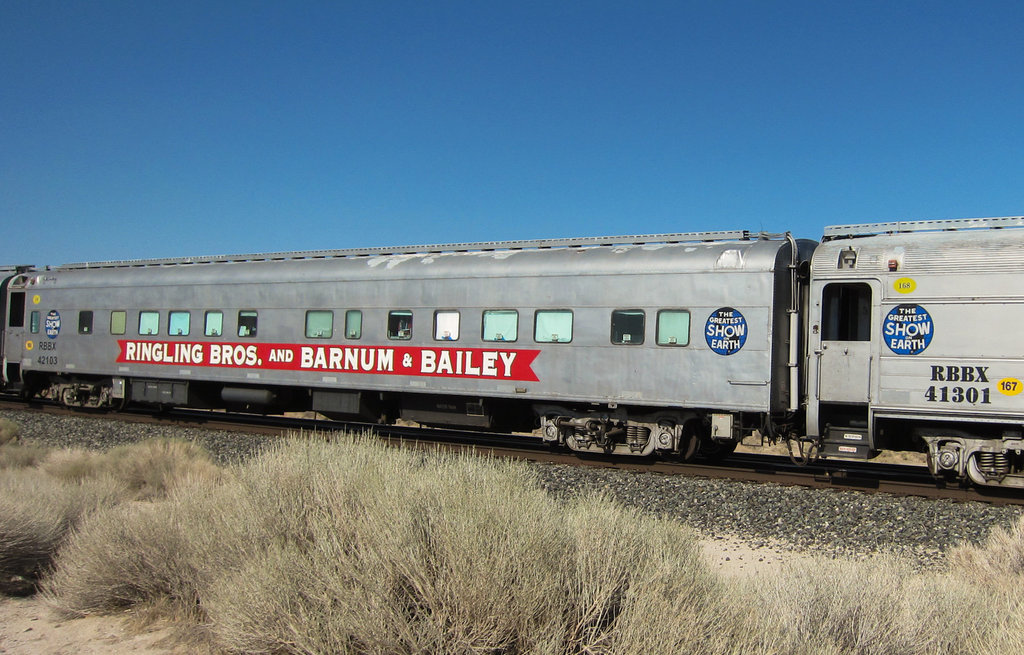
3,1 -> 1023,265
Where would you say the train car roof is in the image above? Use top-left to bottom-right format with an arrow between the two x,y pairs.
823,215 -> 1024,240
20,231 -> 810,288
814,216 -> 1024,276
52,229 -> 763,269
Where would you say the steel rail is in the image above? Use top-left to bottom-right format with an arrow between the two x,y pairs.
2,398 -> 1020,506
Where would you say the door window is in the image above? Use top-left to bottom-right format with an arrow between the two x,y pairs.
821,283 -> 871,341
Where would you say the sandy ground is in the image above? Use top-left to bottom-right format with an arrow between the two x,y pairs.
700,533 -> 819,577
0,598 -> 190,655
0,535 -> 811,654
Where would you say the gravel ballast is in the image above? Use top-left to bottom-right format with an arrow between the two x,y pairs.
4,408 -> 1021,569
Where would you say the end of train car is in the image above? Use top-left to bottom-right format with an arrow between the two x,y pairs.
1,266 -> 35,392
807,216 -> 1024,489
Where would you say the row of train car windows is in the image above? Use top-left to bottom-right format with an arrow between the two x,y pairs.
27,308 -> 693,346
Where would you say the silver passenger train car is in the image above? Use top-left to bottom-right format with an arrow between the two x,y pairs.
3,217 -> 1024,489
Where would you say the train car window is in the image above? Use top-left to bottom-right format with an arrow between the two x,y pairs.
205,311 -> 223,337
387,311 -> 413,340
169,311 -> 191,336
305,310 -> 334,339
139,311 -> 160,336
534,310 -> 573,343
110,311 -> 126,335
822,283 -> 871,341
611,309 -> 645,345
8,292 -> 25,327
345,310 -> 362,339
482,310 -> 518,342
30,311 -> 41,334
237,311 -> 258,338
434,311 -> 460,341
656,310 -> 690,346
78,311 -> 94,335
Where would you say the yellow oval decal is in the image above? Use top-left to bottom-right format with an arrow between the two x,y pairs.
25,340 -> 34,351
894,277 -> 916,294
32,295 -> 41,304
997,378 -> 1023,396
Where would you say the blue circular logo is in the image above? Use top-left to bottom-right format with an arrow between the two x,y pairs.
705,307 -> 747,355
883,304 -> 933,355
44,310 -> 61,339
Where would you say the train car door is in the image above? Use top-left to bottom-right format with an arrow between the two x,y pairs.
809,280 -> 879,454
2,276 -> 27,388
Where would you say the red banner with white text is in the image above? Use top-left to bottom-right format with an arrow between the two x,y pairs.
116,340 -> 540,382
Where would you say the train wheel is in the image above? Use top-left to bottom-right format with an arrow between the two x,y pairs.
60,387 -> 78,407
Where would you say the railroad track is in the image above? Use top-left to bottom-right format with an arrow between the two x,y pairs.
3,397 -> 1021,506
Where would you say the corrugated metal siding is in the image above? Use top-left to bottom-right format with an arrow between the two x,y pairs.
812,229 -> 1024,276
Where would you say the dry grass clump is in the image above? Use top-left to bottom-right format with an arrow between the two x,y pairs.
0,469 -> 125,595
24,433 -> 1024,654
0,418 -> 46,470
102,438 -> 224,498
940,515 -> 1024,654
948,514 -> 1024,586
747,547 -> 1024,655
42,438 -> 224,499
0,437 -> 220,596
42,477 -> 255,621
734,502 -> 1024,655
211,443 -> 756,654
0,442 -> 51,469
44,436 -> 757,654
38,447 -> 104,480
0,417 -> 20,445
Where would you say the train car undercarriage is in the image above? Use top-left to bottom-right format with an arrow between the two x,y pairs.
13,371 -> 1024,489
